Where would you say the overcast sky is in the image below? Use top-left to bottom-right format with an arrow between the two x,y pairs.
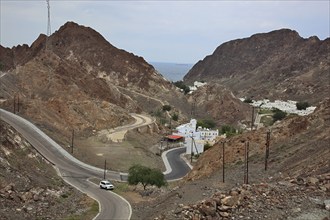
1,1 -> 329,63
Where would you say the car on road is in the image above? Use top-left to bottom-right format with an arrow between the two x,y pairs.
99,180 -> 114,190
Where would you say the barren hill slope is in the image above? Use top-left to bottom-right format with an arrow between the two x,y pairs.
187,98 -> 330,181
188,83 -> 251,126
0,22 -> 187,140
133,99 -> 330,220
184,29 -> 330,104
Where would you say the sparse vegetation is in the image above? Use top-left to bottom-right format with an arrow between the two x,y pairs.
258,108 -> 273,114
128,164 -> 167,190
173,80 -> 190,94
204,142 -> 212,151
296,101 -> 310,110
220,124 -> 237,137
272,108 -> 287,122
162,105 -> 172,112
243,97 -> 253,103
197,119 -> 216,129
171,113 -> 179,121
260,115 -> 273,126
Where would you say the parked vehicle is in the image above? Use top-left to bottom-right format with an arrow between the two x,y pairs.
99,180 -> 114,190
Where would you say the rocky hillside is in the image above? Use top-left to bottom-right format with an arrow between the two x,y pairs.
0,22 -> 187,140
0,122 -> 96,220
187,98 -> 330,181
184,29 -> 330,104
134,99 -> 330,220
188,83 -> 251,126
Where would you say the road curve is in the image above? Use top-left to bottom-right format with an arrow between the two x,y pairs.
0,109 -> 192,219
0,109 -> 131,220
162,147 -> 192,181
100,113 -> 154,142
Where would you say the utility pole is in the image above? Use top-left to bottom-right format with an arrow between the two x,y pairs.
251,106 -> 255,130
244,141 -> 249,184
17,94 -> 19,113
13,95 -> 16,114
190,133 -> 194,163
191,97 -> 196,118
103,159 -> 107,180
71,129 -> 74,154
265,130 -> 271,171
222,141 -> 225,183
160,140 -> 163,154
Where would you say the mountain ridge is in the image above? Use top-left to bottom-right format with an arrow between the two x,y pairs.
184,28 -> 329,104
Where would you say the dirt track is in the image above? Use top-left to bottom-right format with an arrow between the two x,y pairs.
72,114 -> 163,172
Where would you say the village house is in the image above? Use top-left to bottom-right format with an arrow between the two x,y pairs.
172,119 -> 218,154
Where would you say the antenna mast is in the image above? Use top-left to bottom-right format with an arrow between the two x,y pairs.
46,0 -> 51,36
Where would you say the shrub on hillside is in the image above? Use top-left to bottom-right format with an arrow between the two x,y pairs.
173,81 -> 190,94
243,97 -> 253,103
272,108 -> 287,122
171,113 -> 179,121
220,124 -> 236,137
197,119 -> 216,129
296,101 -> 310,110
162,105 -> 172,112
204,142 -> 212,151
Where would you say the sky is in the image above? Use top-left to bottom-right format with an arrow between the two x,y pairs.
0,0 -> 329,64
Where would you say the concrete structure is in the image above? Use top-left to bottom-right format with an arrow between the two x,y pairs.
173,119 -> 218,154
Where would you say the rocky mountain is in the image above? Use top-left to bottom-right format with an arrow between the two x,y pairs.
0,22 -> 187,140
184,29 -> 330,104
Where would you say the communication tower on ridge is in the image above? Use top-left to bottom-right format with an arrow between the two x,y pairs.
46,0 -> 51,36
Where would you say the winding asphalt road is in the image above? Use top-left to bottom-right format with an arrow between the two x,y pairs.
0,108 -> 191,219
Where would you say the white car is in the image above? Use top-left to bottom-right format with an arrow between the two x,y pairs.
99,180 -> 114,190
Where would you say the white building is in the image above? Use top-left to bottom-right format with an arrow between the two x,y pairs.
189,81 -> 207,93
173,119 -> 218,154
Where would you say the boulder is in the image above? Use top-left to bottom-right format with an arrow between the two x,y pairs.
221,195 -> 240,207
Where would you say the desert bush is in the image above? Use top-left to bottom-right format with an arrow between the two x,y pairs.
296,101 -> 310,110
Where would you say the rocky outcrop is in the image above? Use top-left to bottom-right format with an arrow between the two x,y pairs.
0,122 -> 94,219
163,174 -> 330,220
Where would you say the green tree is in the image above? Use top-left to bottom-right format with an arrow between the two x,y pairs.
197,119 -> 216,129
296,101 -> 310,110
128,164 -> 167,190
220,124 -> 236,137
243,97 -> 253,103
272,108 -> 287,122
173,81 -> 190,94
